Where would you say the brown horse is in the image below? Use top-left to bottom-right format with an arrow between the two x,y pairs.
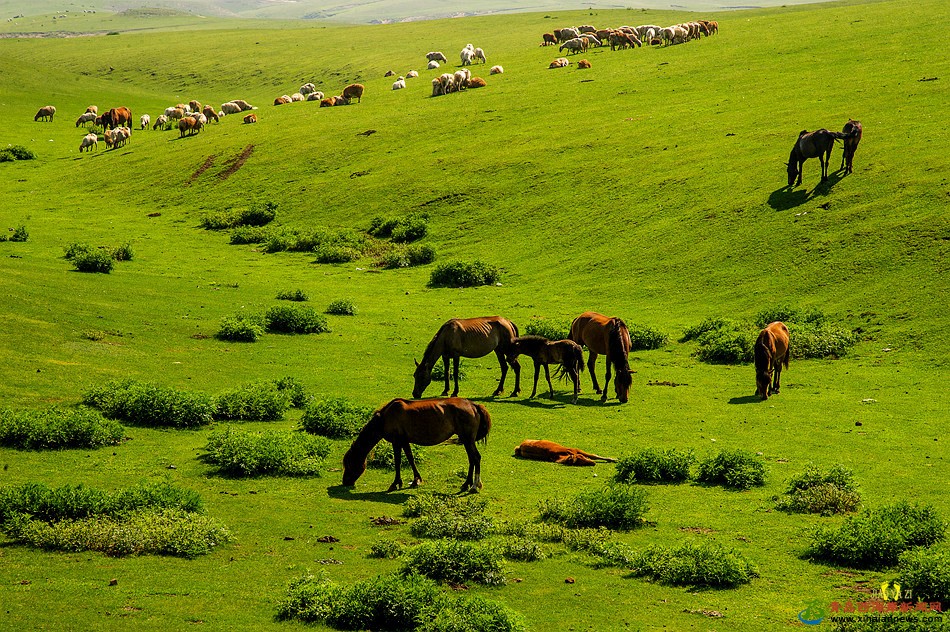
341,397 -> 491,492
840,119 -> 863,174
755,321 -> 790,400
786,129 -> 847,187
412,316 -> 521,399
569,312 -> 632,403
505,336 -> 584,403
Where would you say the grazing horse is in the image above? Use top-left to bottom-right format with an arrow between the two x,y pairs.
755,321 -> 790,400
412,316 -> 521,399
786,129 -> 846,187
505,335 -> 584,403
569,312 -> 633,403
514,439 -> 616,466
342,397 -> 491,492
840,119 -> 863,174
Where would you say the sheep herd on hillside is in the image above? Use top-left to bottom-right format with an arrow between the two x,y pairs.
542,19 -> 718,54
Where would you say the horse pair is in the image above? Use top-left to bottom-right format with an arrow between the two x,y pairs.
785,119 -> 862,187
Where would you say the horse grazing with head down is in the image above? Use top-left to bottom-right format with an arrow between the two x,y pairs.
506,336 -> 584,403
569,312 -> 633,403
412,316 -> 521,399
342,397 -> 491,493
755,321 -> 790,400
840,119 -> 863,174
786,128 -> 847,187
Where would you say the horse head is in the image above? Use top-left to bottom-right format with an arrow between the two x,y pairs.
786,160 -> 798,187
755,370 -> 771,400
615,368 -> 632,404
341,442 -> 366,486
412,359 -> 432,399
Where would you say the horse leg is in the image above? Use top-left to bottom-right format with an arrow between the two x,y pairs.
570,369 -> 580,404
507,352 -> 522,397
587,352 -> 602,394
492,349 -> 507,396
404,445 -> 423,487
820,151 -> 828,181
387,443 -> 404,492
530,359 -> 541,398
462,441 -> 482,492
601,360 -> 612,403
771,360 -> 782,395
440,355 -> 451,396
451,356 -> 461,397
796,160 -> 803,186
544,364 -> 555,398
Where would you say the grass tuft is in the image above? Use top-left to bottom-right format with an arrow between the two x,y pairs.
265,305 -> 330,334
213,381 -> 290,421
82,379 -> 214,428
428,261 -> 500,288
400,539 -> 506,586
775,464 -> 861,515
0,406 -> 123,450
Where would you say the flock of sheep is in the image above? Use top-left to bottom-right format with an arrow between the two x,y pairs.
542,19 -> 719,55
272,82 -> 365,108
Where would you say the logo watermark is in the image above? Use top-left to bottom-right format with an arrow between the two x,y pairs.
798,589 -> 943,627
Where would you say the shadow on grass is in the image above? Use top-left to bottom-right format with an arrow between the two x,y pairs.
326,484 -> 411,505
768,171 -> 846,210
728,395 -> 761,405
469,394 -> 610,409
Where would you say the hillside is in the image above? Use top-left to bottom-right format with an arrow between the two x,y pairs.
0,0 -> 948,629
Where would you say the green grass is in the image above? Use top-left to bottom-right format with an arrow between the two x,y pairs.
0,1 -> 949,629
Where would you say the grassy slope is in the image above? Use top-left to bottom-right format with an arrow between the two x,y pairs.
0,0 -> 949,629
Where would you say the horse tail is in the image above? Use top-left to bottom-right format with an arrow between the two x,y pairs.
783,337 -> 791,369
573,343 -> 585,373
474,403 -> 491,445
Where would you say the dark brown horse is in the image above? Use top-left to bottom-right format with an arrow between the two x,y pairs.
786,128 -> 847,187
569,312 -> 632,403
412,316 -> 521,399
341,397 -> 491,492
505,335 -> 585,403
839,119 -> 863,174
755,321 -> 790,400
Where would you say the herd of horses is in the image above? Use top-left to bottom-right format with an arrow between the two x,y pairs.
344,312 -> 791,493
786,118 -> 863,187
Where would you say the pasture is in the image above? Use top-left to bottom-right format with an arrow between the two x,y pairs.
0,0 -> 948,629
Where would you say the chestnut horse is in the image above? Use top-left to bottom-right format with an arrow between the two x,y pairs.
755,321 -> 790,400
341,397 -> 491,492
412,316 -> 521,399
840,119 -> 863,174
505,335 -> 584,403
569,312 -> 632,403
786,128 -> 847,187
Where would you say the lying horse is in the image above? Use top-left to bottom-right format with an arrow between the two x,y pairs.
412,316 -> 521,399
506,336 -> 584,403
342,397 -> 491,493
514,440 -> 616,466
840,119 -> 863,174
787,128 -> 847,187
755,321 -> 790,400
569,312 -> 633,403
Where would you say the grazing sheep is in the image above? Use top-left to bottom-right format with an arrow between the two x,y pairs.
169,107 -> 185,121
438,72 -> 456,94
431,78 -> 442,97
300,82 -> 317,95
85,105 -> 98,115
291,93 -> 305,102
384,70 -> 396,77
406,70 -> 419,78
176,103 -> 191,113
392,76 -> 406,90
178,116 -> 202,137
103,128 -> 115,148
460,48 -> 475,66
34,105 -> 56,122
79,133 -> 98,153
230,99 -> 256,111
153,114 -> 169,130
274,95 -> 292,106
195,113 -> 207,125
320,97 -> 335,107
580,34 -> 601,47
202,106 -> 219,123
342,83 -> 364,103
426,51 -> 447,63
490,65 -> 503,75
75,112 -> 97,127
306,91 -> 325,102
427,60 -> 440,70
577,24 -> 596,33
112,126 -> 131,148
243,113 -> 257,124
468,77 -> 487,88
164,106 -> 179,117
140,114 -> 150,129
474,47 -> 487,64
541,33 -> 557,46
559,38 -> 587,54
595,28 -> 612,42
188,100 -> 201,113
556,27 -> 580,42
453,69 -> 470,90
221,102 -> 242,115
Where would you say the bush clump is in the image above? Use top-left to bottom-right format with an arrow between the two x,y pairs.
325,299 -> 356,316
315,244 -> 359,264
523,317 -> 571,341
82,379 -> 215,428
0,406 -> 123,450
696,449 -> 766,490
369,539 -> 406,559
631,541 -> 760,588
265,305 -> 330,334
695,321 -> 756,364
204,426 -> 330,477
300,397 -> 373,439
111,243 -> 133,261
614,448 -> 694,484
10,225 -> 28,242
497,537 -> 549,562
275,289 -> 308,302
627,323 -> 669,351
213,382 -> 290,422
897,548 -> 950,608
230,225 -> 271,245
0,146 -> 36,162
216,313 -> 266,342
369,213 -> 429,243
72,249 -> 115,273
804,502 -> 946,570
775,464 -> 861,515
428,261 -> 501,288
274,376 -> 310,408
201,202 -> 277,230
418,595 -> 526,632
538,485 -> 649,530
401,539 -> 506,586
406,494 -> 496,541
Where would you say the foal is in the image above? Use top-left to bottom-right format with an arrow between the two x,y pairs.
840,119 -> 863,174
506,336 -> 584,403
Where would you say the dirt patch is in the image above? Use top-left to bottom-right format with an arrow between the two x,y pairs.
370,516 -> 404,526
679,526 -> 714,535
217,145 -> 254,181
648,380 -> 687,387
186,155 -> 216,185
683,609 -> 723,618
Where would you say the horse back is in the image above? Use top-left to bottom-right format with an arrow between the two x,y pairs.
756,322 -> 789,369
569,311 -> 612,354
378,397 -> 479,446
443,316 -> 517,357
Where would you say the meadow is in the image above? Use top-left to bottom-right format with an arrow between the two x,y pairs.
0,0 -> 948,629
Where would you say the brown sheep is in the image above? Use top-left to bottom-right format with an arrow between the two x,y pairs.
188,100 -> 201,113
34,105 -> 56,122
468,77 -> 487,88
577,59 -> 592,69
320,97 -> 335,107
342,83 -> 364,103
178,116 -> 201,137
243,113 -> 257,124
85,105 -> 98,114
384,70 -> 396,77
202,105 -> 219,123
541,32 -> 557,46
274,95 -> 292,106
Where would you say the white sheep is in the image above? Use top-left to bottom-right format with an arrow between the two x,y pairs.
431,78 -> 442,97
453,68 -> 471,90
474,47 -> 487,64
426,51 -> 447,63
490,65 -> 504,75
153,114 -> 169,130
221,102 -> 242,115
306,91 -> 325,102
291,93 -> 305,102
392,76 -> 406,90
427,60 -> 440,70
300,82 -> 317,95
79,132 -> 98,152
140,114 -> 150,130
75,112 -> 97,127
406,70 -> 419,78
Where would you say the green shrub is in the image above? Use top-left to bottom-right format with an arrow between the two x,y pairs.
497,537 -> 549,562
314,244 -> 359,264
407,243 -> 436,265
0,406 -> 123,450
631,541 -> 760,588
111,243 -> 133,261
216,313 -> 265,342
325,299 -> 356,316
82,379 -> 215,428
10,225 -> 28,242
265,305 -> 330,334
804,502 -> 946,569
369,213 -> 428,243
429,261 -> 501,288
627,323 -> 669,351
696,450 -> 766,490
235,202 -> 277,227
401,539 -> 506,586
681,316 -> 732,342
214,382 -> 290,421
696,324 -> 756,364
275,288 -> 308,301
897,548 -> 950,608
72,249 -> 114,273
775,465 -> 861,515
64,242 -> 92,260
418,595 -> 526,632
407,494 -> 495,540
787,321 -> 859,359
539,485 -> 649,530
368,539 -> 406,559
524,317 -> 571,341
261,229 -> 296,253
0,146 -> 36,161
614,448 -> 694,484
230,225 -> 271,245
300,397 -> 373,439
367,444 -> 426,470
273,376 -> 310,407
755,305 -> 826,329
380,249 -> 410,269
204,426 -> 329,477
200,211 -> 236,230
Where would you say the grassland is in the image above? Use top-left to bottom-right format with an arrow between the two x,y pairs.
0,0 -> 948,629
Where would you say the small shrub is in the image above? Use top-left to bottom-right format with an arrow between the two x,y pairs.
408,495 -> 495,541
0,406 -> 123,450
204,426 -> 329,477
214,382 -> 290,421
497,537 -> 549,562
401,539 -> 506,586
325,299 -> 356,316
776,465 -> 861,515
275,289 -> 308,302
627,323 -> 668,351
631,541 -> 760,588
369,214 -> 428,243
614,448 -> 694,484
696,450 -> 766,490
524,317 -> 571,341
380,249 -> 410,269
538,485 -> 649,530
72,250 -> 114,273
64,242 -> 93,260
369,539 -> 406,559
696,324 -> 756,364
10,225 -> 28,242
265,305 -> 330,334
681,316 -> 731,342
235,202 -> 277,227
367,444 -> 426,470
0,146 -> 36,161
300,397 -> 372,439
407,243 -> 436,265
755,305 -> 827,329
261,229 -> 296,253
200,210 -> 236,230
897,548 -> 950,608
787,321 -> 859,359
418,595 -> 526,632
315,244 -> 359,264
82,379 -> 215,428
274,376 -> 310,408
216,313 -> 265,342
429,261 -> 501,288
230,225 -> 271,245
804,502 -> 946,569
111,243 -> 133,261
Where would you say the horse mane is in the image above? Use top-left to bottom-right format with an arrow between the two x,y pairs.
607,318 -> 630,371
753,332 -> 771,378
420,324 -> 449,366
